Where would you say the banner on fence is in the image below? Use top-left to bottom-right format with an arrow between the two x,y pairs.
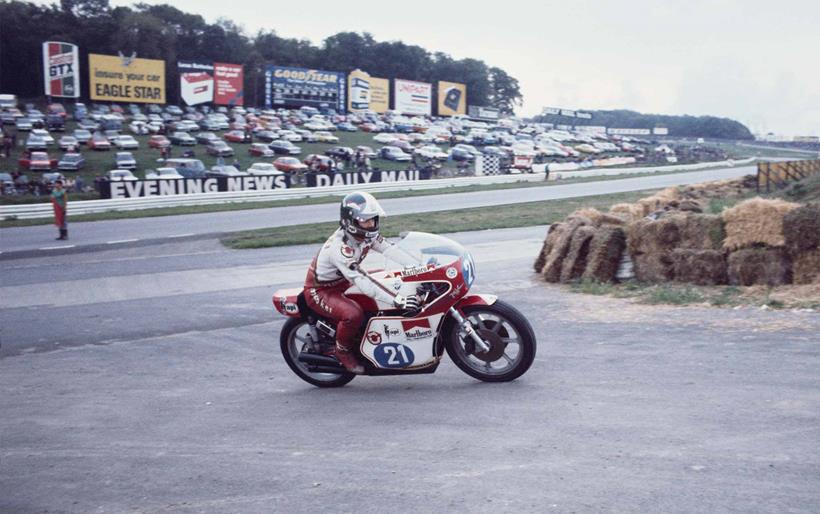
99,175 -> 290,199
42,41 -> 80,98
305,169 -> 424,188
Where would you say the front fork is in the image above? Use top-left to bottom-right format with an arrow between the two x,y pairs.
448,307 -> 491,353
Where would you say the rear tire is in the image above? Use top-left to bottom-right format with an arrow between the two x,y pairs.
280,318 -> 354,388
445,300 -> 536,382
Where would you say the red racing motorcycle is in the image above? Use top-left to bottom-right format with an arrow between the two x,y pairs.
272,232 -> 536,387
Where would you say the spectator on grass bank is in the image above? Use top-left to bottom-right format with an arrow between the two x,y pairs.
51,180 -> 68,240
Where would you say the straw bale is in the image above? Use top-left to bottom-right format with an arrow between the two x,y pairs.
569,208 -> 626,227
673,213 -> 725,250
626,217 -> 680,281
541,218 -> 588,282
671,249 -> 728,285
783,204 -> 820,255
583,227 -> 627,282
533,226 -> 558,273
722,198 -> 800,251
793,248 -> 820,285
560,226 -> 597,282
727,248 -> 792,286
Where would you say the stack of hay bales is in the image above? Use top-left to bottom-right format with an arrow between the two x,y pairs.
534,176 -> 820,288
722,198 -> 800,286
626,213 -> 726,284
783,204 -> 820,284
535,209 -> 627,283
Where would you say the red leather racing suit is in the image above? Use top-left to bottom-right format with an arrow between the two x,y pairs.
304,228 -> 417,349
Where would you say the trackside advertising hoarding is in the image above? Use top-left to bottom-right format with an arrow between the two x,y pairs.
395,79 -> 432,116
347,69 -> 389,113
178,61 -> 213,105
265,66 -> 345,111
42,41 -> 80,98
99,175 -> 290,199
437,81 -> 466,116
468,105 -> 500,121
214,63 -> 244,106
306,169 -> 424,187
89,53 -> 166,104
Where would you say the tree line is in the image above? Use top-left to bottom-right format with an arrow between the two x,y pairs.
0,0 -> 523,113
535,109 -> 754,140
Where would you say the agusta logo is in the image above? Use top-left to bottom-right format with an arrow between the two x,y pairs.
401,319 -> 433,340
367,331 -> 382,345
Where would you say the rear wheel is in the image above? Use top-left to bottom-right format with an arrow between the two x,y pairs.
445,300 -> 536,382
280,318 -> 354,388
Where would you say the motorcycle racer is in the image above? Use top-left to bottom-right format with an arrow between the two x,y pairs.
304,192 -> 419,374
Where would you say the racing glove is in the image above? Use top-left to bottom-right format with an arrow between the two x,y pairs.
394,294 -> 420,311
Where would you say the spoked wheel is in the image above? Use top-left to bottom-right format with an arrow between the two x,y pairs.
280,318 -> 354,388
445,300 -> 536,382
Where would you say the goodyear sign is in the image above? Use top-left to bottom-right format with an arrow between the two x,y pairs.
265,65 -> 345,111
89,53 -> 166,104
437,81 -> 466,116
348,69 -> 390,113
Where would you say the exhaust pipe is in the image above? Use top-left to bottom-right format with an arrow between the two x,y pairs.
307,365 -> 351,374
298,353 -> 344,369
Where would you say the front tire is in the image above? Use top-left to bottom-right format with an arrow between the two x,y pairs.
445,300 -> 536,382
280,318 -> 354,388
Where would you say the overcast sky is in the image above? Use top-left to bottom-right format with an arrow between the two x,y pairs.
103,0 -> 818,135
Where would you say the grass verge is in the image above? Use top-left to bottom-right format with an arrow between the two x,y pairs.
222,188 -> 659,249
568,279 -> 819,310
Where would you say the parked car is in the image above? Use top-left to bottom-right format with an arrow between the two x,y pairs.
0,172 -> 15,193
58,135 -> 79,151
106,169 -> 138,181
31,129 -> 55,146
57,153 -> 86,171
148,135 -> 171,149
379,146 -> 412,162
246,163 -> 284,176
207,165 -> 248,178
269,139 -> 302,155
129,121 -> 150,135
169,131 -> 196,146
206,140 -> 235,157
303,154 -> 335,172
41,171 -> 66,185
450,144 -> 480,161
248,143 -> 275,157
224,130 -> 251,143
113,135 -> 139,150
114,151 -> 137,170
336,122 -> 357,132
313,131 -> 339,144
88,133 -> 111,151
145,167 -> 184,180
273,156 -> 309,174
373,133 -> 398,144
277,130 -> 302,142
325,146 -> 355,160
195,132 -> 219,145
73,129 -> 92,145
164,158 -> 206,178
355,145 -> 377,158
25,135 -> 48,151
18,151 -> 57,171
15,117 -> 33,131
414,145 -> 449,160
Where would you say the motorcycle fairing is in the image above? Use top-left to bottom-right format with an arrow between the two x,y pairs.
359,314 -> 445,370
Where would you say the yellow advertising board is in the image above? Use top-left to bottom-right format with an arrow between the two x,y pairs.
89,53 -> 166,104
348,69 -> 390,113
437,81 -> 467,116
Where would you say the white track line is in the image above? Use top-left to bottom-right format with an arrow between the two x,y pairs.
167,233 -> 195,238
106,239 -> 139,244
40,245 -> 76,250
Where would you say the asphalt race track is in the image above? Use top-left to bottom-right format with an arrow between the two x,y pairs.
1,224 -> 818,512
0,165 -> 755,257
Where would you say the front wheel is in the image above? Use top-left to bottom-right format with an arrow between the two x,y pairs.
445,300 -> 536,382
280,317 -> 354,388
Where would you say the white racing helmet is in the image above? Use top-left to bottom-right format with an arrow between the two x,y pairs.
340,191 -> 386,241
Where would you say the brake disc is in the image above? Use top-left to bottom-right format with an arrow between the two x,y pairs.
468,328 -> 506,363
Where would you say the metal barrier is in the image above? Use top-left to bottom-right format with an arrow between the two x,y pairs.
0,173 -> 548,220
756,159 -> 820,193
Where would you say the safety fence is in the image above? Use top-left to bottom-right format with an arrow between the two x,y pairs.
756,159 -> 820,193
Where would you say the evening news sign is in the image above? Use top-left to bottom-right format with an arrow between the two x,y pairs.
101,175 -> 289,199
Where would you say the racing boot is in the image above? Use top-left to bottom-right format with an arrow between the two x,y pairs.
334,343 -> 364,374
